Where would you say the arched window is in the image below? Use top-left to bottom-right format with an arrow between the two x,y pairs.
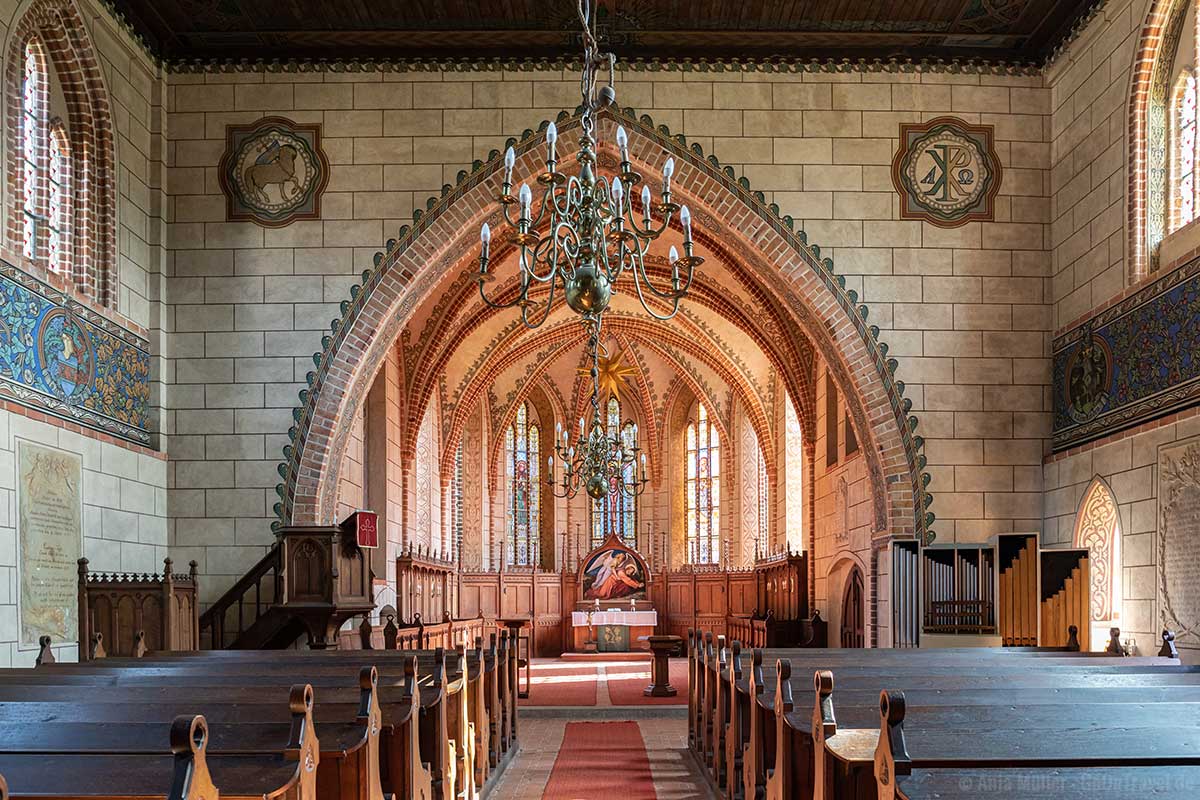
47,119 -> 71,276
686,402 -> 720,564
20,39 -> 43,263
505,402 -> 540,566
1132,0 -> 1200,276
1170,70 -> 1198,232
7,0 -> 117,306
756,447 -> 769,559
1073,478 -> 1122,646
591,394 -> 637,546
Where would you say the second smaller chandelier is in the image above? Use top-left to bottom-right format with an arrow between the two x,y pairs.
477,0 -> 703,329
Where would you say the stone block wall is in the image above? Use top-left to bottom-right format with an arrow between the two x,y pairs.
161,63 -> 1055,601
0,1 -> 168,663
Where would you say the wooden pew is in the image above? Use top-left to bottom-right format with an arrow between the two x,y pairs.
891,765 -> 1200,799
92,637 -> 511,793
0,714 -> 311,800
0,675 -> 376,800
26,643 -> 502,800
871,688 -> 1200,800
684,632 -> 1192,800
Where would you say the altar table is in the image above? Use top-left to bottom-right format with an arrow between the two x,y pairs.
571,610 -> 658,652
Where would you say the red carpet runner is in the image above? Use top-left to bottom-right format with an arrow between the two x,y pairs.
519,664 -> 598,706
541,721 -> 657,799
605,659 -> 689,706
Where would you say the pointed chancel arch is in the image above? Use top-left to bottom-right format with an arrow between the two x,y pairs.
276,105 -> 930,563
1072,476 -> 1123,643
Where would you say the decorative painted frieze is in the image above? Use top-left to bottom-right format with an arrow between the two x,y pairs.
1052,256 -> 1200,451
0,259 -> 151,444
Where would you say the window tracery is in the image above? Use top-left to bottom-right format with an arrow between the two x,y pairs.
591,394 -> 637,547
686,402 -> 720,564
505,402 -> 540,566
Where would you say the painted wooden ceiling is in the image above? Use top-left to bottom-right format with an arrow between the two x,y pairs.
111,0 -> 1100,64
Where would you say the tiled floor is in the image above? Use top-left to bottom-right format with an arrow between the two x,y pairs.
491,658 -> 714,799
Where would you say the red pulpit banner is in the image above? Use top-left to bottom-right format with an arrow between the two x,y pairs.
344,510 -> 379,548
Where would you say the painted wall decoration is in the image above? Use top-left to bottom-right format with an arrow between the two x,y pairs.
579,534 -> 648,601
1052,255 -> 1200,451
1159,436 -> 1200,646
0,259 -> 151,444
17,439 -> 82,647
891,116 -> 1002,228
219,116 -> 329,227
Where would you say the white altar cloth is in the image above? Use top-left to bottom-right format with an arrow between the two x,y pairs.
571,610 -> 658,627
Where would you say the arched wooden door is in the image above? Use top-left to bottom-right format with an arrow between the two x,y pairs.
841,567 -> 865,648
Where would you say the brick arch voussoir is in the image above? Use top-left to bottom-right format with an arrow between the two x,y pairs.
280,104 -> 931,544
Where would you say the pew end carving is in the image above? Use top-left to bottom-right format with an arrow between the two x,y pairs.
168,715 -> 221,800
874,691 -> 911,800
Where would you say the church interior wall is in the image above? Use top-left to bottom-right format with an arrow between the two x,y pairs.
0,0 -> 167,663
159,59 -> 1055,603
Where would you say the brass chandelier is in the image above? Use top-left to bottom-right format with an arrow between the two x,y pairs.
478,0 -> 704,503
476,0 -> 703,327
546,319 -> 650,500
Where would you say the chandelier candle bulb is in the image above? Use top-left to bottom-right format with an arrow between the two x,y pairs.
518,183 -> 532,218
641,185 -> 652,223
611,176 -> 624,208
663,157 -> 675,197
503,146 -> 515,185
546,121 -> 557,167
669,245 -> 679,264
680,204 -> 692,242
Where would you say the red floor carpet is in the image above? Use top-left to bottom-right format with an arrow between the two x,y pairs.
519,664 -> 598,706
541,721 -> 656,799
605,659 -> 689,706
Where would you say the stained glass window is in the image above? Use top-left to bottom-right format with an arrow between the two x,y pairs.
591,395 -> 637,546
686,403 -> 720,564
506,403 -> 540,567
756,449 -> 769,558
47,121 -> 70,275
1171,71 -> 1198,232
22,41 -> 42,262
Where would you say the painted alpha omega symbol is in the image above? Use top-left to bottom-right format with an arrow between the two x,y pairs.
892,116 -> 1003,228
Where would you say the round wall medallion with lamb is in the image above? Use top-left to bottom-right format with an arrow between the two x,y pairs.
219,116 -> 329,227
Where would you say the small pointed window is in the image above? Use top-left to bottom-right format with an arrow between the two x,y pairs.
686,403 -> 720,564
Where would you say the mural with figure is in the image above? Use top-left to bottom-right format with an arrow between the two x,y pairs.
580,535 -> 648,601
1053,255 -> 1200,451
0,259 -> 150,444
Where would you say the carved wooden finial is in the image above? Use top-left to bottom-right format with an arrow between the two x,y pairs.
383,614 -> 398,650
1160,629 -> 1180,659
36,635 -> 55,666
359,615 -> 374,650
284,684 -> 320,797
133,630 -> 148,658
874,691 -> 910,800
1106,627 -> 1124,656
168,715 -> 220,800
1066,624 -> 1080,651
89,632 -> 107,660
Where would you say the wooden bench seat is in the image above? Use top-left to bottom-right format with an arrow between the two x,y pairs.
684,630 -> 1196,800
0,676 -> 372,800
892,765 -> 1200,799
0,715 -> 305,800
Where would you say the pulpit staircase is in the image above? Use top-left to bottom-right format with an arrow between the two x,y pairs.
199,525 -> 374,649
